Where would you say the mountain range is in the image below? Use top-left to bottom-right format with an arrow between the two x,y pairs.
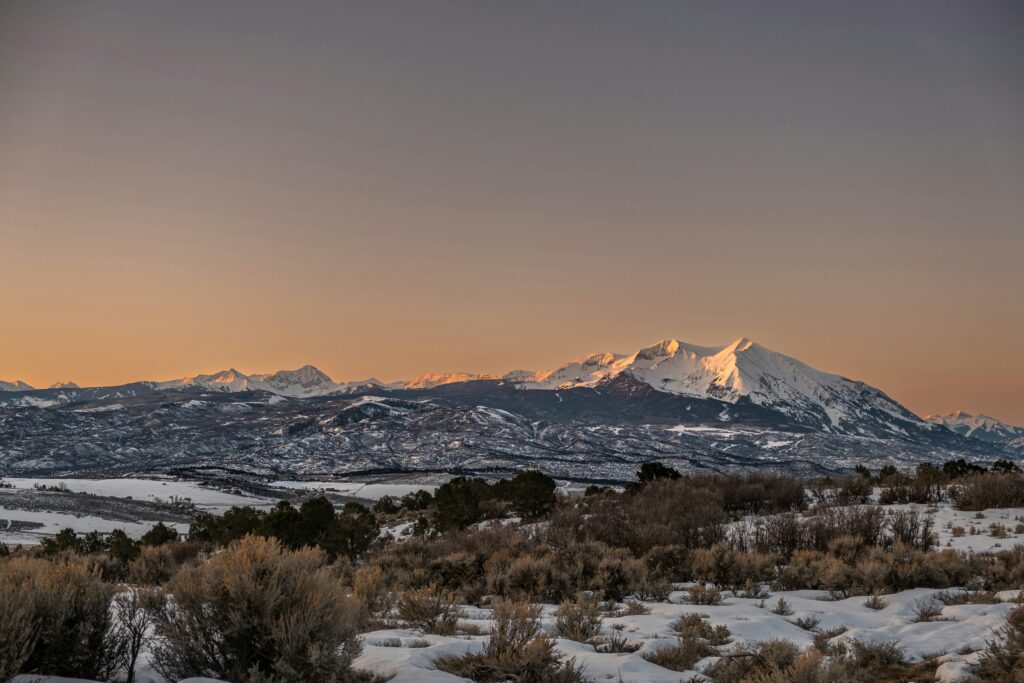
1,338 -> 1020,480
925,410 -> 1024,449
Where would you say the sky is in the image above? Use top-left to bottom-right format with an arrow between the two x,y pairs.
1,1 -> 1022,422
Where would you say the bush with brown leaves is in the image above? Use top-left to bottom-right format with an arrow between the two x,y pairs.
151,534 -> 365,683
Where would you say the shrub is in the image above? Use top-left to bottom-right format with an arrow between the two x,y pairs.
151,534 -> 364,682
911,597 -> 944,622
951,472 -> 1024,510
847,639 -> 907,675
771,597 -> 793,616
353,564 -> 393,618
674,613 -> 731,645
812,625 -> 848,654
397,585 -> 464,635
790,615 -> 820,632
106,588 -> 160,683
0,566 -> 35,681
974,604 -> 1024,679
704,639 -> 800,682
864,593 -> 887,610
487,552 -> 554,601
595,551 -> 647,601
0,556 -> 117,679
435,599 -> 585,682
592,631 -> 640,653
554,593 -> 603,641
128,544 -> 179,585
689,583 -> 723,605
887,509 -> 934,551
642,636 -> 715,671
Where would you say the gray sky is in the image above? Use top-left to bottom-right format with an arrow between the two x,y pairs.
1,1 -> 1022,421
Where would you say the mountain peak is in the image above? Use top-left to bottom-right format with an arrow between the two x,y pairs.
49,381 -> 80,389
510,336 -> 924,436
729,336 -> 755,352
0,379 -> 35,392
926,410 -> 1023,444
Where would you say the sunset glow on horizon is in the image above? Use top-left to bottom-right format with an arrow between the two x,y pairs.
1,2 -> 1022,422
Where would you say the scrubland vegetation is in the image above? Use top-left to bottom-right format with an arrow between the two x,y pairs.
1,462 -> 1023,682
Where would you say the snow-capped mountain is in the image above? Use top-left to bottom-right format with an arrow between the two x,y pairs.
0,379 -> 34,392
0,337 -> 1018,479
926,410 -> 1024,445
49,381 -> 80,389
0,337 -> 1011,447
398,372 -> 497,389
155,365 -> 346,398
511,338 -> 931,437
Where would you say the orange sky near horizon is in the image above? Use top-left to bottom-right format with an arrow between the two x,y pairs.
1,2 -> 1022,423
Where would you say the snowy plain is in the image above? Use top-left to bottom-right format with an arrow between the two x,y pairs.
20,585 -> 1021,683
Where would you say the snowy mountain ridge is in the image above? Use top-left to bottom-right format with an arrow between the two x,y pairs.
153,364 -> 363,398
511,337 -> 931,436
926,410 -> 1024,445
0,379 -> 34,392
0,337 -> 1013,445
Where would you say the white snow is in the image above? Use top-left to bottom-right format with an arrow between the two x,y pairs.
0,477 -> 274,512
353,587 -> 1021,683
926,410 -> 1023,441
509,337 -> 925,431
270,480 -> 441,500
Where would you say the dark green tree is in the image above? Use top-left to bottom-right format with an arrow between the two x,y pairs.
992,458 -> 1022,473
108,528 -> 140,563
140,522 -> 179,547
636,462 -> 682,484
433,477 -> 491,530
494,471 -> 557,519
325,503 -> 378,559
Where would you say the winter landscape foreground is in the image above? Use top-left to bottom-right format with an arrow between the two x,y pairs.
3,339 -> 1024,682
3,465 -> 1024,683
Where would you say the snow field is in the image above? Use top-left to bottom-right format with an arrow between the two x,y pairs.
355,587 -> 1021,682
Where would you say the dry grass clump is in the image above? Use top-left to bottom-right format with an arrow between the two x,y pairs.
811,625 -> 848,653
642,636 -> 716,672
674,613 -> 731,645
435,599 -> 585,683
592,630 -> 641,653
709,638 -> 929,683
934,589 -> 1000,605
643,613 -> 732,672
911,597 -> 945,622
704,639 -> 801,682
789,614 -> 820,631
864,593 -> 888,610
554,593 -> 603,641
397,585 -> 465,635
688,583 -> 723,605
770,597 -> 794,615
151,534 -> 365,683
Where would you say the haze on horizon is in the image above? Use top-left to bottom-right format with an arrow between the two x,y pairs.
1,1 -> 1022,423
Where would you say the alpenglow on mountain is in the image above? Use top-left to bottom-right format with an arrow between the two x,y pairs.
1,337 -> 1018,460
1,336 -> 1018,480
926,410 -> 1024,447
0,337 -> 971,438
